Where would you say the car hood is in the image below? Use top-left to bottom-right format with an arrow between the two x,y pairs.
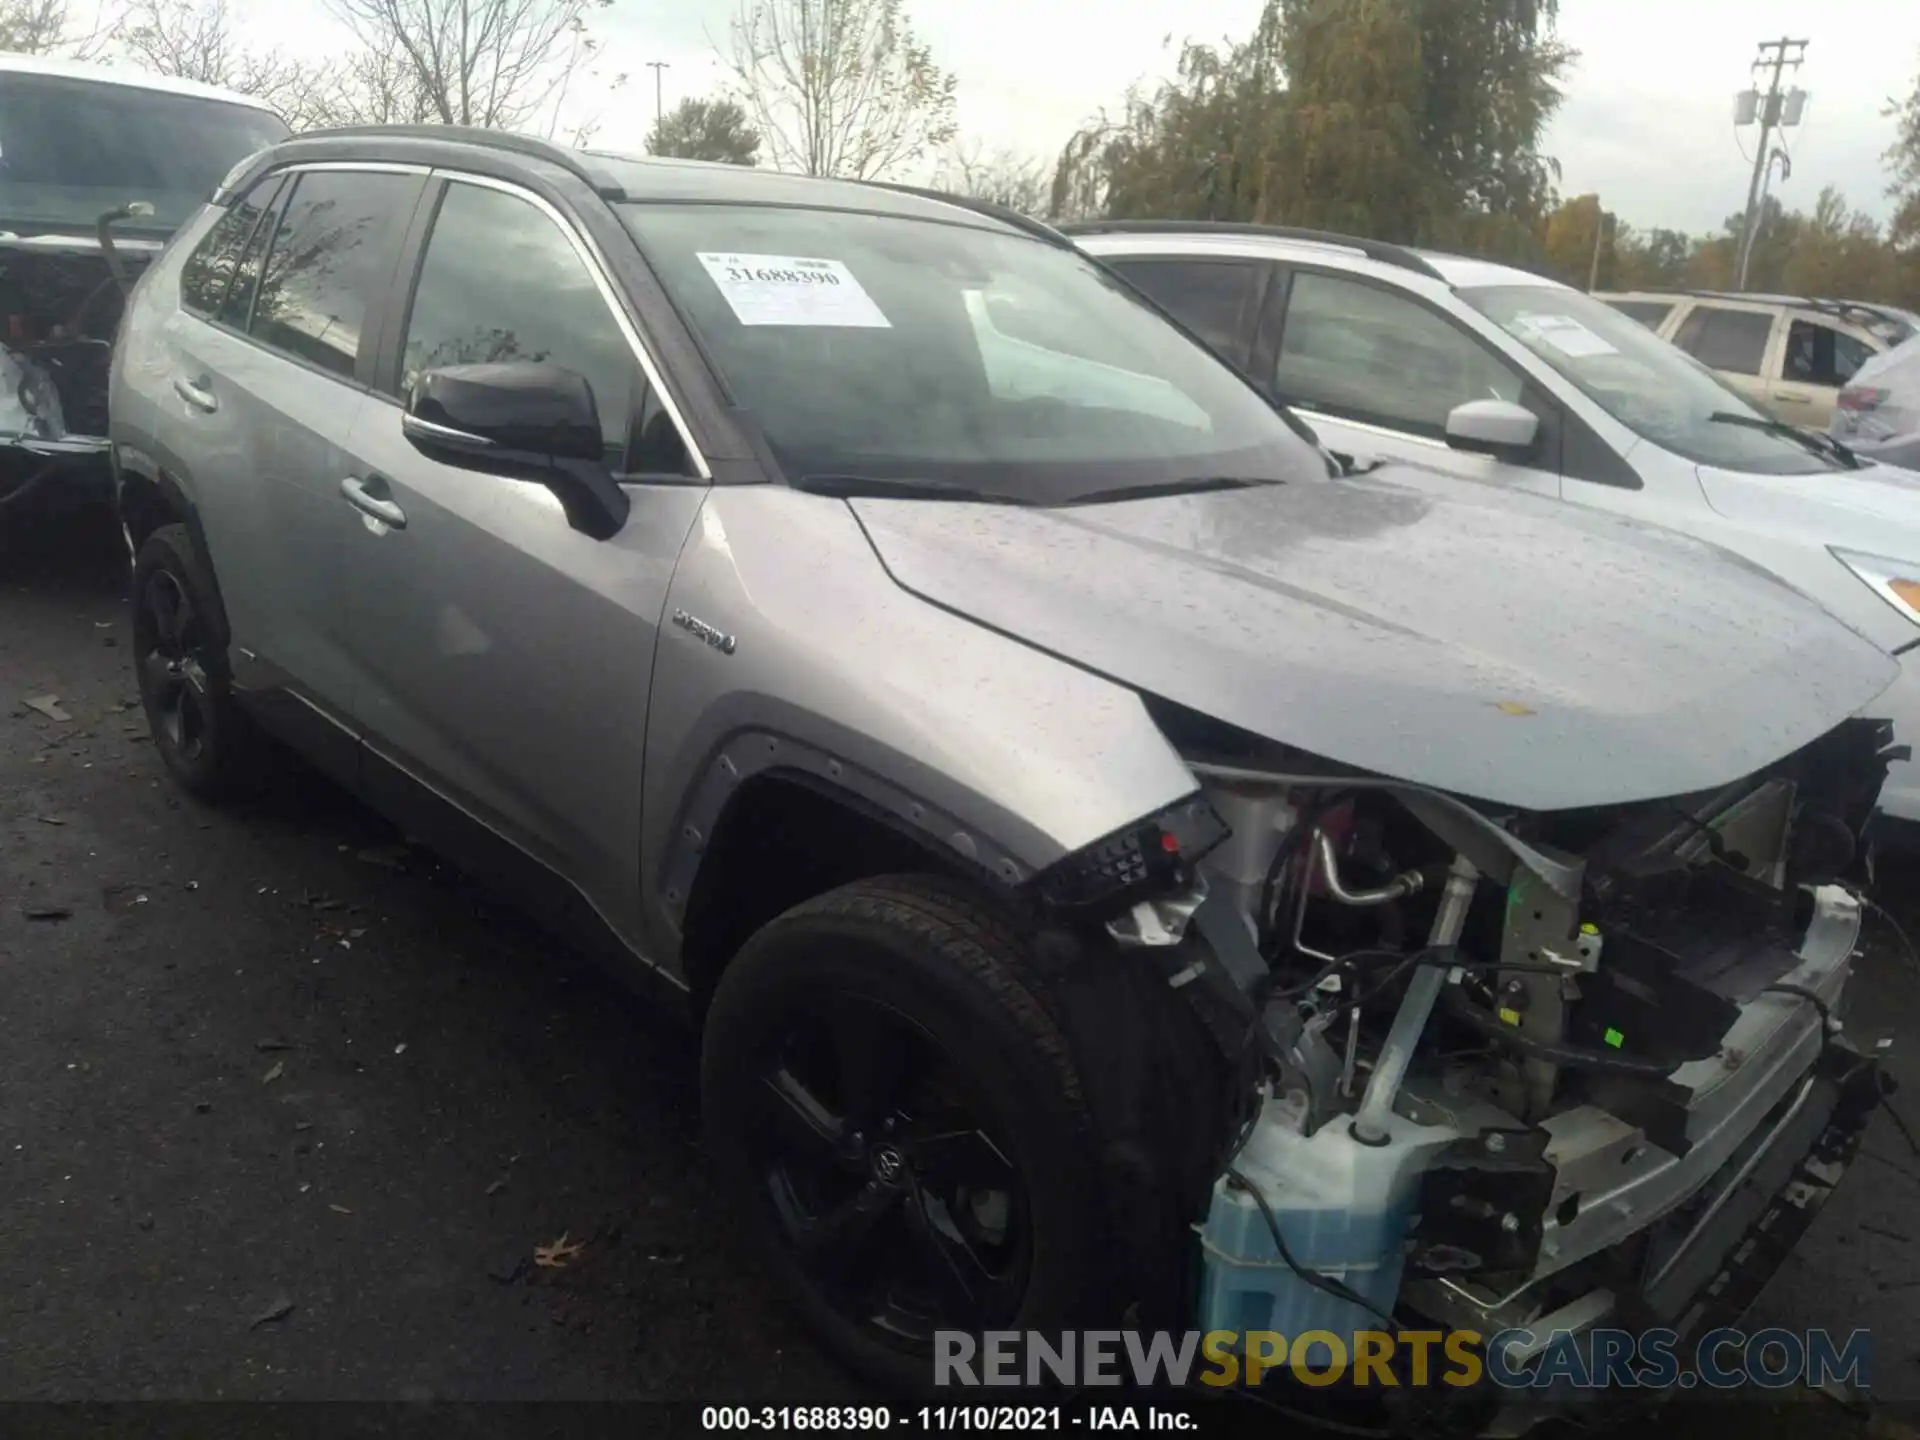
1699,461 -> 1920,557
850,468 -> 1898,811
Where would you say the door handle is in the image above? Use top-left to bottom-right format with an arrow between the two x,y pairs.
339,475 -> 407,530
171,374 -> 218,413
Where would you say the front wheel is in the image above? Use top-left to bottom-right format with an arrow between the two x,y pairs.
702,876 -> 1107,1395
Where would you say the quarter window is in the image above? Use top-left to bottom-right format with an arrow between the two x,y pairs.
1602,298 -> 1675,331
1274,271 -> 1524,436
1671,306 -> 1773,376
180,176 -> 280,318
250,169 -> 419,380
400,181 -> 684,473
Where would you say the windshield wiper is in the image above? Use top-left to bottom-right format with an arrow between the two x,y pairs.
1706,411 -> 1863,469
791,474 -> 1033,504
1052,475 -> 1284,508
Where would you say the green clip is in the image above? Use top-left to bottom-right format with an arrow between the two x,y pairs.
1603,1027 -> 1625,1049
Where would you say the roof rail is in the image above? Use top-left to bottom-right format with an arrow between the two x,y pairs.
860,181 -> 1076,249
287,124 -> 631,198
1683,288 -> 1911,327
1059,219 -> 1448,282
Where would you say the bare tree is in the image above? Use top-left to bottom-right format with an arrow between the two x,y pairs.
724,0 -> 956,179
934,141 -> 1049,216
0,0 -> 113,58
323,0 -> 611,132
116,0 -> 350,129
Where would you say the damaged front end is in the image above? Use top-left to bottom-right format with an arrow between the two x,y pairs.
0,211 -> 155,511
1074,707 -> 1901,1422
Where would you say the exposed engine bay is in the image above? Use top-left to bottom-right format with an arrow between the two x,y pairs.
1082,708 -> 1902,1403
0,213 -> 153,506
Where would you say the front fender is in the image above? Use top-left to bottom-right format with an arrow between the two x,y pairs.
639,486 -> 1199,974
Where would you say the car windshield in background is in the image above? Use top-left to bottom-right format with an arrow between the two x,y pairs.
0,73 -> 289,236
619,203 -> 1325,503
1460,285 -> 1844,476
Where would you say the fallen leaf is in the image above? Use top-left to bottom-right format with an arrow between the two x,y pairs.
249,1295 -> 295,1328
36,815 -> 65,826
534,1232 -> 584,1269
22,695 -> 72,722
255,1039 -> 293,1053
23,905 -> 73,921
261,1061 -> 285,1084
1493,700 -> 1536,717
328,1203 -> 352,1215
485,1178 -> 507,1196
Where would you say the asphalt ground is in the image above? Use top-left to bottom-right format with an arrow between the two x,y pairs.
4,505 -> 1920,1437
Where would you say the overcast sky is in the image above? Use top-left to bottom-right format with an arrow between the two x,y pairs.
250,0 -> 1919,238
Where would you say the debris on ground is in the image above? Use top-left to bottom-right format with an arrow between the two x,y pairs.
261,1061 -> 285,1085
22,695 -> 72,722
23,904 -> 73,921
328,1204 -> 352,1215
485,1178 -> 507,1196
534,1232 -> 584,1269
255,1039 -> 293,1053
249,1295 -> 295,1329
355,844 -> 410,871
1863,1222 -> 1914,1245
193,1101 -> 212,1114
36,815 -> 64,826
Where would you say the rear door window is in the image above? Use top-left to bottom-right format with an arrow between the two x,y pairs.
1784,319 -> 1874,388
1105,258 -> 1262,368
1671,306 -> 1774,376
249,169 -> 421,381
1273,270 -> 1525,436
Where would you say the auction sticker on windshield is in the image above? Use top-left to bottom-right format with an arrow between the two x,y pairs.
697,252 -> 890,328
1511,312 -> 1617,359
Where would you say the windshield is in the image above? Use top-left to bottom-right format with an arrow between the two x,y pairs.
1459,284 -> 1844,475
619,203 -> 1327,502
0,72 -> 289,236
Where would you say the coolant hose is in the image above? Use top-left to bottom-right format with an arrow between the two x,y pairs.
1439,984 -> 1674,1077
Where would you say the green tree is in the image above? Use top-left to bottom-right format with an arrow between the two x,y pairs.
1050,0 -> 1571,252
1540,193 -> 1613,287
647,97 -> 762,166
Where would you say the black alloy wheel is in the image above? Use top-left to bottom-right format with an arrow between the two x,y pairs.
703,876 -> 1105,1394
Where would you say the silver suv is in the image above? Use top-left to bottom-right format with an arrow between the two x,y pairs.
112,128 -> 1900,1414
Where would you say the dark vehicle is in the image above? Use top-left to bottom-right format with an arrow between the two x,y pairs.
0,54 -> 287,515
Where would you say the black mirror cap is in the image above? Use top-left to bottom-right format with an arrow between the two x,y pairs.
407,362 -> 604,463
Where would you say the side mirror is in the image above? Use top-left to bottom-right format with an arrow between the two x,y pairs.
1444,399 -> 1540,461
402,361 -> 629,539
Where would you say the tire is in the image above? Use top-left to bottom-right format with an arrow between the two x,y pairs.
702,875 -> 1105,1396
130,522 -> 257,800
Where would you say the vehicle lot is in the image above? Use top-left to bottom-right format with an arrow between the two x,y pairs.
5,508 -> 1920,1420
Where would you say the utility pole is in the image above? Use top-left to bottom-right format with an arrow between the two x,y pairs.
646,61 -> 670,128
1586,203 -> 1608,293
1735,37 -> 1808,290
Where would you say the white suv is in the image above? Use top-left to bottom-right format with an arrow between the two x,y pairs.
1071,222 -> 1920,835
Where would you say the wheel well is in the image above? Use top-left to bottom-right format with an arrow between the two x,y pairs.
678,775 -> 971,1010
119,472 -> 181,553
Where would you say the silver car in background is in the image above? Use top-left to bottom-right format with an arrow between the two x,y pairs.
1833,332 -> 1920,471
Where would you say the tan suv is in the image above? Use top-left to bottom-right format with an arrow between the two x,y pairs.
1596,289 -> 1916,428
